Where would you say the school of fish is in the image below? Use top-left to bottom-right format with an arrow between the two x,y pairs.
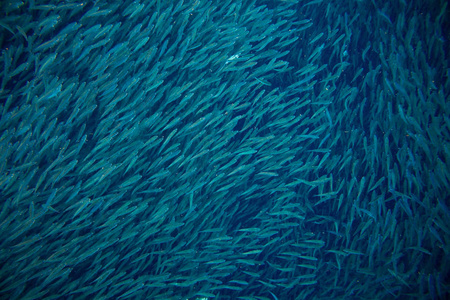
0,0 -> 448,299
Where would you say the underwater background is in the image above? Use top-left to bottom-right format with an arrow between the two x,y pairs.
0,0 -> 449,299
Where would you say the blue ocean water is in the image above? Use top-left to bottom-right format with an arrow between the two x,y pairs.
0,0 -> 449,299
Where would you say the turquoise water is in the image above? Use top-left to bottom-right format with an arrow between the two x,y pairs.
0,0 -> 448,299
